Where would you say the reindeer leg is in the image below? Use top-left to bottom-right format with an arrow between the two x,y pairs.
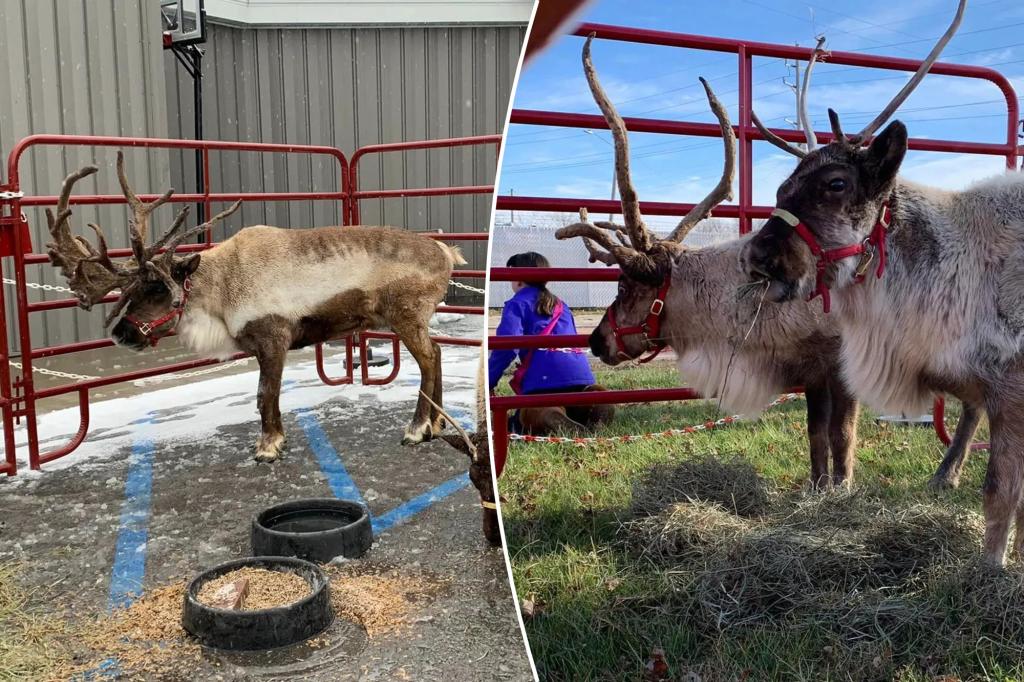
430,349 -> 445,435
238,320 -> 290,463
928,401 -> 982,491
804,382 -> 832,490
983,406 -> 1024,565
828,375 -> 859,488
392,320 -> 440,445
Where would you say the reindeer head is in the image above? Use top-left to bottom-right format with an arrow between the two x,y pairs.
555,34 -> 735,364
739,0 -> 965,304
46,153 -> 240,349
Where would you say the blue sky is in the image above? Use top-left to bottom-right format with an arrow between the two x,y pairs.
498,0 -> 1024,217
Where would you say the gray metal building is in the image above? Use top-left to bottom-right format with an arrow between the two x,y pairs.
0,0 -> 527,350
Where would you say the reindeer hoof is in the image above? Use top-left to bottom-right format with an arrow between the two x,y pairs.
253,433 -> 285,463
401,424 -> 432,446
927,474 -> 958,491
254,450 -> 280,463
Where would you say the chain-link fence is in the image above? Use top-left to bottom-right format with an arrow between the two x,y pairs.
489,211 -> 758,308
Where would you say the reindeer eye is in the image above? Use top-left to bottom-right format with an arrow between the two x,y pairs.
827,178 -> 847,192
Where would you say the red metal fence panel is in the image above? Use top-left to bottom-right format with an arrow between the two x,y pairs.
489,23 -> 1019,477
0,132 -> 492,475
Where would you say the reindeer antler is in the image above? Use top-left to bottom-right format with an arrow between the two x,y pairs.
419,391 -> 476,457
47,157 -> 242,325
561,34 -> 735,260
666,77 -> 736,243
750,36 -> 828,159
45,165 -> 136,310
116,152 -> 173,240
835,0 -> 966,147
582,33 -> 652,252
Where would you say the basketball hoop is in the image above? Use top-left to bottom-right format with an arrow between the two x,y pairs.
160,0 -> 207,49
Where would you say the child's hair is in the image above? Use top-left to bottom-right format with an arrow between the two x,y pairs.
507,251 -> 558,317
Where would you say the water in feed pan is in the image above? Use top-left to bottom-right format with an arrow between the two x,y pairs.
182,556 -> 333,650
252,498 -> 373,562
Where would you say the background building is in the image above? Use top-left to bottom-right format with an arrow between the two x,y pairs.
0,0 -> 529,348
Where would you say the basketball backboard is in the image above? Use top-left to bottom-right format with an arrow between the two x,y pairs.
161,0 -> 207,48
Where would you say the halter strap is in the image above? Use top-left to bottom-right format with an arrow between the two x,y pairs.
606,274 -> 672,363
122,277 -> 192,347
771,204 -> 891,313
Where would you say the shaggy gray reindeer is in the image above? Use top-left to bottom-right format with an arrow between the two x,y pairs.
45,154 -> 465,465
555,34 -> 977,488
736,0 -> 1024,563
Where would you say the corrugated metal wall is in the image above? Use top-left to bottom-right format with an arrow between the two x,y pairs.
0,0 -> 171,350
0,11 -> 523,351
164,23 -> 524,272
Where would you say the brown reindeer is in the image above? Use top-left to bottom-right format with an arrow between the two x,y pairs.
554,34 -> 977,488
427,351 -> 500,545
737,1 -> 1024,563
46,154 -> 464,464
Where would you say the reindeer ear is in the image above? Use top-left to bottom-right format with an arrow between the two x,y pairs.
619,251 -> 666,286
864,120 -> 908,193
172,253 -> 201,280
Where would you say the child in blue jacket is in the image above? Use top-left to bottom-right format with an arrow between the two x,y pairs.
489,252 -> 615,435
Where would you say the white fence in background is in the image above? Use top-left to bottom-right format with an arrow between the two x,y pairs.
489,212 -> 761,308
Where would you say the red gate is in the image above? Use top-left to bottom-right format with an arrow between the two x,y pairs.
489,22 -> 1020,477
0,133 -> 492,475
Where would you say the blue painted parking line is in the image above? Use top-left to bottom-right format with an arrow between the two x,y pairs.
297,400 -> 476,535
107,414 -> 156,611
371,473 -> 471,535
294,407 -> 366,505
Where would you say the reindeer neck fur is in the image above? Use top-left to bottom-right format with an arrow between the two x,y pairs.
664,238 -> 837,414
833,174 -> 1024,414
175,225 -> 461,360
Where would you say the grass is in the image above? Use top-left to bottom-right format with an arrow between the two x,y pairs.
497,360 -> 1024,682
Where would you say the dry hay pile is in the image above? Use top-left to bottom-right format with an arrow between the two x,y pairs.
324,564 -> 449,636
0,576 -> 200,682
1,561 -> 449,680
62,581 -> 202,680
0,563 -> 75,682
618,455 -> 1024,679
630,454 -> 772,518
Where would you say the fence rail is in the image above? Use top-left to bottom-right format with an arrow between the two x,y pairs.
489,22 -> 1016,477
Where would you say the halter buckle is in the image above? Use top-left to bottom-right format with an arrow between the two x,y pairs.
649,299 -> 664,316
854,243 -> 875,278
138,322 -> 152,335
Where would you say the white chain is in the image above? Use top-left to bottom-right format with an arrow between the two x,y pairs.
133,358 -> 251,385
7,357 -> 251,385
449,280 -> 485,295
8,361 -> 95,381
2,277 -> 74,294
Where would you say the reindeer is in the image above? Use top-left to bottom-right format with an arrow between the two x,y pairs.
426,351 -> 500,545
554,34 -> 977,489
736,0 -> 1024,563
46,154 -> 465,465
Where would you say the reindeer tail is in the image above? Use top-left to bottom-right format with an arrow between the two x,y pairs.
435,241 -> 468,267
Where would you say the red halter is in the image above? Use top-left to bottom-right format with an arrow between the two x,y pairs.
606,275 -> 671,363
122,277 -> 192,347
771,204 -> 891,314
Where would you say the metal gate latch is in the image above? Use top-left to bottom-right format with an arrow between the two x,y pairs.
0,191 -> 25,201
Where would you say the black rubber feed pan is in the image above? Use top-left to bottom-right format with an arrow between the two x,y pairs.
182,556 -> 333,651
252,498 -> 373,562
